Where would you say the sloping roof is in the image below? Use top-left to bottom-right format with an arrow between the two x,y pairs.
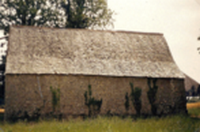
184,74 -> 199,91
6,26 -> 184,78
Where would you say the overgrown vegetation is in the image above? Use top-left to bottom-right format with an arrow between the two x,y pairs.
124,92 -> 129,113
50,86 -> 60,113
130,83 -> 142,116
129,83 -> 142,116
187,102 -> 200,117
84,84 -> 102,117
7,108 -> 44,122
1,115 -> 200,132
48,86 -> 63,120
6,86 -> 61,122
147,78 -> 158,116
188,107 -> 200,117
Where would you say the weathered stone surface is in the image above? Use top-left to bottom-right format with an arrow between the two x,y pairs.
5,74 -> 186,120
5,26 -> 186,120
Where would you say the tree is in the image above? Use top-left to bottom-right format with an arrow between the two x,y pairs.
191,85 -> 196,96
0,0 -> 63,35
0,0 -> 114,106
61,0 -> 114,29
197,85 -> 200,96
0,0 -> 114,34
0,55 -> 5,105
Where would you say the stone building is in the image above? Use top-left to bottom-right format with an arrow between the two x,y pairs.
184,74 -> 199,91
5,26 -> 186,120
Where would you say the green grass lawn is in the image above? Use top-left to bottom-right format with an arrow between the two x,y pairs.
188,107 -> 200,117
0,115 -> 200,132
0,104 -> 200,132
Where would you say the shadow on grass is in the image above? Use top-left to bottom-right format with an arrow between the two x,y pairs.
0,113 -> 4,122
188,107 -> 200,118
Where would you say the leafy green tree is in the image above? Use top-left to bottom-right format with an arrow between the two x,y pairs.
61,0 -> 114,28
0,0 -> 63,35
0,0 -> 114,34
0,0 -> 114,107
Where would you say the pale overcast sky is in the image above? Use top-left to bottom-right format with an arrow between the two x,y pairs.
108,0 -> 200,83
0,0 -> 200,82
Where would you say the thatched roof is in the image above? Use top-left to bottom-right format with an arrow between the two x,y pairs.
184,74 -> 199,91
6,26 -> 184,78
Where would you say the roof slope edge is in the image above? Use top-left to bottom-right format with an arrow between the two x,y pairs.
6,26 -> 184,78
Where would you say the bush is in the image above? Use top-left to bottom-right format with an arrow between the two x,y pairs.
130,83 -> 142,115
50,86 -> 60,113
84,84 -> 102,117
124,92 -> 129,113
147,78 -> 158,116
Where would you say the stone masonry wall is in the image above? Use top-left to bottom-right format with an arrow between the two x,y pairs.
5,74 -> 186,120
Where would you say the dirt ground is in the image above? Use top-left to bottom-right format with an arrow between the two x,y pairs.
187,102 -> 200,109
0,108 -> 4,113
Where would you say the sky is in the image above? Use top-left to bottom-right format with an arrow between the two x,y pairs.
0,0 -> 200,82
107,0 -> 200,83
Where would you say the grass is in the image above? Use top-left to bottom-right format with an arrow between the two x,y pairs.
0,102 -> 200,132
187,102 -> 200,118
188,107 -> 200,117
0,115 -> 199,132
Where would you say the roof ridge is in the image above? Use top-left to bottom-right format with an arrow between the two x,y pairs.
11,25 -> 163,36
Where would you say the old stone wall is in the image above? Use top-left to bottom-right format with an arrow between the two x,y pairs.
5,74 -> 186,120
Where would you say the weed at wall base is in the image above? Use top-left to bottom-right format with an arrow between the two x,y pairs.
124,83 -> 142,116
50,86 -> 60,113
130,83 -> 142,116
124,92 -> 129,114
84,84 -> 102,117
147,78 -> 158,116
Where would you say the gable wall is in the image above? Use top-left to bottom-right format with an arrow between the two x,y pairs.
5,74 -> 186,120
184,75 -> 199,92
